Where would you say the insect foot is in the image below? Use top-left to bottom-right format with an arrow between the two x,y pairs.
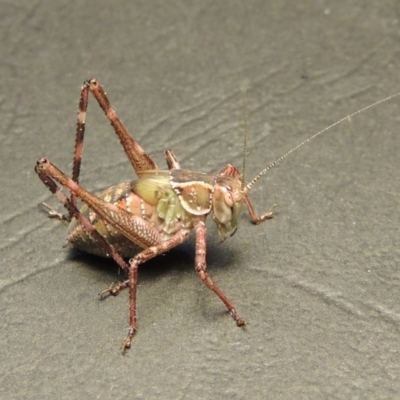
99,280 -> 129,299
121,327 -> 136,352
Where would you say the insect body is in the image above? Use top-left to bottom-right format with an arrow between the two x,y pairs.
35,79 -> 276,350
35,79 -> 399,351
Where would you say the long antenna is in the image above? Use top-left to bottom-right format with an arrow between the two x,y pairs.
241,88 -> 249,191
245,92 -> 400,192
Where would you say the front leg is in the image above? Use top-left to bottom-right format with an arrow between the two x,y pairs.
193,220 -> 245,326
244,196 -> 278,225
218,163 -> 277,225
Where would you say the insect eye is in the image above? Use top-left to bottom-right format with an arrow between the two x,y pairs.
224,187 -> 234,208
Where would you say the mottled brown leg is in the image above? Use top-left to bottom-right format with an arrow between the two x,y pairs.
69,79 -> 160,214
165,149 -> 181,169
99,280 -> 129,299
36,157 -> 161,249
194,220 -> 245,326
121,229 -> 191,351
83,79 -> 158,174
40,202 -> 70,222
244,196 -> 277,225
35,167 -> 130,275
70,81 -> 89,211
